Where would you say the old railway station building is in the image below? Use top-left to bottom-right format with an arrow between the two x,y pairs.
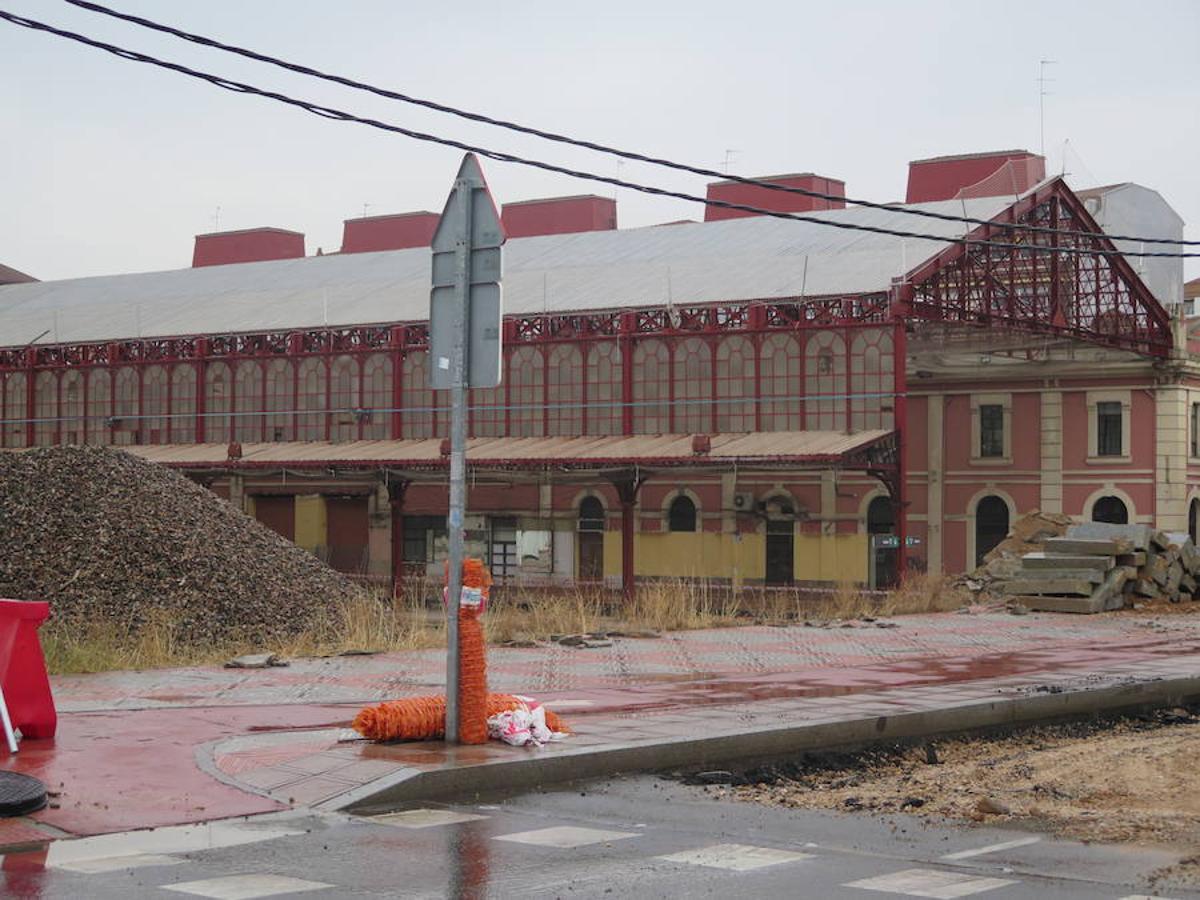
1,149 -> 1195,595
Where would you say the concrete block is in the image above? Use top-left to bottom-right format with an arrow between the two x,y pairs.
997,578 -> 1098,597
1011,568 -> 1105,584
1182,573 -> 1197,594
1148,554 -> 1170,587
1093,565 -> 1135,611
1166,565 -> 1183,595
1021,552 -> 1113,571
1116,551 -> 1147,568
1067,522 -> 1154,550
1133,578 -> 1159,598
1043,537 -> 1133,556
1019,594 -> 1105,614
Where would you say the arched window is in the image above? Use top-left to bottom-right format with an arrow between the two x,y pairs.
61,371 -> 84,445
805,331 -> 846,430
34,371 -> 57,446
142,366 -> 168,443
667,495 -> 697,533
579,496 -> 605,531
204,362 -> 232,444
296,357 -> 326,440
851,329 -> 894,430
401,351 -> 432,439
674,337 -> 712,433
3,373 -> 26,448
361,353 -> 392,440
1092,495 -> 1129,525
975,495 -> 1010,567
761,334 -> 802,431
86,369 -> 111,445
234,361 -> 263,442
264,359 -> 293,442
114,367 -> 139,446
867,495 -> 895,534
171,365 -> 197,443
633,340 -> 669,434
329,355 -> 359,443
716,335 -> 755,432
548,344 -> 583,436
585,342 -> 622,436
509,346 -> 545,437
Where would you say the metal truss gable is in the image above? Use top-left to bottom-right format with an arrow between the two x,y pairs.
899,178 -> 1173,358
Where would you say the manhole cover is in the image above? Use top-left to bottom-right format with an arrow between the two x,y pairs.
0,771 -> 48,817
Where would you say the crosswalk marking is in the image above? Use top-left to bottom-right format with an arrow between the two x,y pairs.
494,825 -> 639,849
164,874 -> 331,899
845,867 -> 1016,898
657,843 -> 812,871
941,836 -> 1042,860
369,808 -> 488,829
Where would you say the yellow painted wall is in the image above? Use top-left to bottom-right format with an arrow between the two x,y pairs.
293,494 -> 327,552
599,529 -> 869,584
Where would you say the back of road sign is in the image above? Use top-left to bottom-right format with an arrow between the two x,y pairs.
430,154 -> 505,389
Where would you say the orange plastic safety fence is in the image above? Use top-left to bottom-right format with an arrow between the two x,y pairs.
351,693 -> 570,742
457,604 -> 488,744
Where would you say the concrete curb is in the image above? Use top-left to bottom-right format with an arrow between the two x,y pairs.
333,674 -> 1200,814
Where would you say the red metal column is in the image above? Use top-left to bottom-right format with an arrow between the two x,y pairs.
391,338 -> 405,440
196,343 -> 208,444
615,474 -> 643,602
620,313 -> 634,435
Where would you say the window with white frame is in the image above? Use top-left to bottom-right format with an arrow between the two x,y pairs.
970,394 -> 1011,463
1086,391 -> 1131,462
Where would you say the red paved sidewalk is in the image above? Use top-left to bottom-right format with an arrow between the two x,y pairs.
3,610 -> 1200,850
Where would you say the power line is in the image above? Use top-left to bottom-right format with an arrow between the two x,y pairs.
59,0 -> 1200,250
1,7 -> 1196,259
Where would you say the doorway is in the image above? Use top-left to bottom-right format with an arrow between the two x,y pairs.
974,495 -> 1010,568
325,495 -> 369,574
764,498 -> 795,586
867,496 -> 897,588
577,497 -> 605,582
253,495 -> 295,542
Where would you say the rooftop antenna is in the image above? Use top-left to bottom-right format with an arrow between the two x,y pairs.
212,205 -> 221,231
1038,59 -> 1057,159
721,149 -> 740,174
361,202 -> 372,218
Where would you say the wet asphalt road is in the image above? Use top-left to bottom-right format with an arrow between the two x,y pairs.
4,774 -> 1195,899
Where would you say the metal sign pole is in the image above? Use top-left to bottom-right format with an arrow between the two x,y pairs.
444,178 -> 474,744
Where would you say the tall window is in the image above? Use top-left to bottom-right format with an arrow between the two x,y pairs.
1097,401 -> 1122,457
585,343 -> 622,436
674,337 -> 712,433
715,336 -> 755,432
1192,403 -> 1200,458
979,404 -> 1004,458
171,366 -> 197,443
548,344 -> 583,436
632,340 -> 669,434
667,495 -> 697,532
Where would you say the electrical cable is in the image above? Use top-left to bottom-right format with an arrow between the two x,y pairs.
0,7 -> 1195,259
58,0 -> 1200,249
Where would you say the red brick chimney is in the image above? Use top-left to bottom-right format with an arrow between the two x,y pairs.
192,227 -> 305,268
341,211 -> 440,253
905,150 -> 1046,204
501,195 -> 617,238
704,173 -> 845,222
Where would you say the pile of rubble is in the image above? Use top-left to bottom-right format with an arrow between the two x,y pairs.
978,522 -> 1200,613
0,446 -> 365,641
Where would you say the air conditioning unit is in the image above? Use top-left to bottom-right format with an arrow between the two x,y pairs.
732,492 -> 756,513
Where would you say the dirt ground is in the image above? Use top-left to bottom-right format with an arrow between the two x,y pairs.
704,708 -> 1200,881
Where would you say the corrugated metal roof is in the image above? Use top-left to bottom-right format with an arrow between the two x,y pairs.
116,430 -> 892,468
0,195 -> 1015,348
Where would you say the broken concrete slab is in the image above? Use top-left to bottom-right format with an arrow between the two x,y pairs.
1011,568 -> 1105,584
1020,552 -> 1114,571
1043,537 -> 1134,556
1067,522 -> 1166,552
997,579 -> 1097,597
1017,594 -> 1106,614
1093,565 -> 1136,611
1116,551 -> 1147,568
224,653 -> 289,669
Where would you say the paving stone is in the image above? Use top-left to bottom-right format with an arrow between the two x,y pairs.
656,843 -> 812,871
844,867 -> 1016,897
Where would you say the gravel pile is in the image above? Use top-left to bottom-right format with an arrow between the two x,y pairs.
0,446 -> 364,642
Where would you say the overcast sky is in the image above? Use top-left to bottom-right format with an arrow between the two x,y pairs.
2,0 -> 1197,283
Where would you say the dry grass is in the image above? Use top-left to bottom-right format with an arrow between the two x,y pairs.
40,574 -> 966,675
